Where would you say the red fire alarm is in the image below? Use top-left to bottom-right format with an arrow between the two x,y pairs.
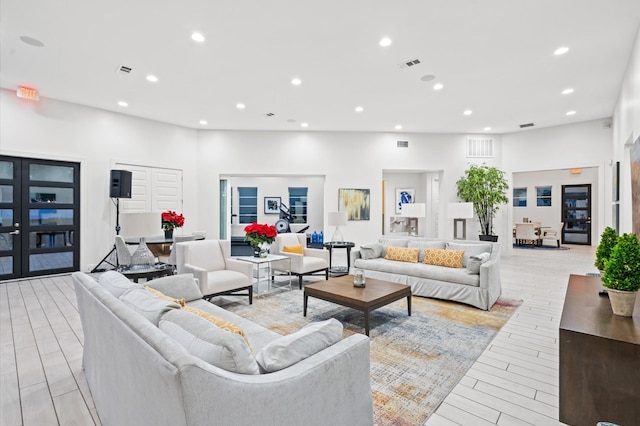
17,86 -> 39,101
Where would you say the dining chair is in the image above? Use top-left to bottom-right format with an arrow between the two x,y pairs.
541,222 -> 564,247
114,235 -> 133,266
515,223 -> 539,246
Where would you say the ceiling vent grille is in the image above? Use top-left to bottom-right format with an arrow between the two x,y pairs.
397,140 -> 409,148
466,137 -> 494,158
519,122 -> 534,128
398,58 -> 421,69
265,112 -> 275,117
117,65 -> 132,75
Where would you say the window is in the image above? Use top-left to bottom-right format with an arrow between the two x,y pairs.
513,188 -> 527,207
238,187 -> 257,224
288,187 -> 308,223
536,186 -> 552,207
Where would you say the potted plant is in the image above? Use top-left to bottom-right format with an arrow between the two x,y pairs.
594,226 -> 618,272
601,233 -> 640,317
456,165 -> 509,241
244,223 -> 277,258
161,210 -> 185,239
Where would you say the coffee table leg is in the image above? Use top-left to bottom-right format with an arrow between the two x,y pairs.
303,293 -> 308,316
364,309 -> 370,336
407,294 -> 412,316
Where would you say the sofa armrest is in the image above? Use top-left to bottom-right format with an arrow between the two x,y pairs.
302,247 -> 330,262
180,264 -> 208,294
273,252 -> 304,271
479,256 -> 502,307
225,258 -> 253,280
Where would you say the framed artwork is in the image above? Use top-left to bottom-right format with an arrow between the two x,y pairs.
338,188 -> 370,221
395,188 -> 415,214
264,196 -> 281,214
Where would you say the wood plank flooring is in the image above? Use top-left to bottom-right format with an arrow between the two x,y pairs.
0,244 -> 598,426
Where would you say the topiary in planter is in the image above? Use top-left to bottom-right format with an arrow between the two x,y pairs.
594,226 -> 618,271
602,233 -> 640,292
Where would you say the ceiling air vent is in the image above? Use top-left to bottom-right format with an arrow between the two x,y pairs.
519,122 -> 534,128
117,65 -> 132,75
397,141 -> 409,148
265,112 -> 275,117
398,58 -> 421,69
466,137 -> 494,158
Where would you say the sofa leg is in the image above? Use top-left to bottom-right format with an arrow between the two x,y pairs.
248,286 -> 253,305
325,269 -> 329,280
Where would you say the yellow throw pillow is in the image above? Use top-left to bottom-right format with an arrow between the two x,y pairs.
181,305 -> 251,348
283,244 -> 304,254
423,248 -> 464,268
384,246 -> 419,263
145,286 -> 186,307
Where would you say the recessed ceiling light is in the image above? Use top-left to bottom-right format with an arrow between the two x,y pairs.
291,78 -> 302,86
554,46 -> 569,56
355,106 -> 364,112
236,103 -> 246,109
420,74 -> 435,82
566,110 -> 576,116
146,75 -> 158,83
562,88 -> 574,95
463,110 -> 473,116
484,127 -> 492,131
199,120 -> 208,125
19,36 -> 44,47
379,37 -> 392,47
300,122 -> 308,127
117,101 -> 128,107
191,33 -> 205,42
433,83 -> 444,91
394,125 -> 402,130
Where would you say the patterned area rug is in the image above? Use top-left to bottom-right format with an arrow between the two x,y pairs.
220,288 -> 521,426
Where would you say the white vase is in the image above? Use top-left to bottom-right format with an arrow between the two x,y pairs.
607,288 -> 637,317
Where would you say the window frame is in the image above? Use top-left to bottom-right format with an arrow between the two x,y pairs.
238,187 -> 257,224
513,187 -> 527,207
536,186 -> 552,207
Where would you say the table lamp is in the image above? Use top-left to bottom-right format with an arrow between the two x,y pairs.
328,212 -> 348,242
400,203 -> 425,236
447,202 -> 474,240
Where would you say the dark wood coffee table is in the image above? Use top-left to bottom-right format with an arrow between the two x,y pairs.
303,275 -> 411,336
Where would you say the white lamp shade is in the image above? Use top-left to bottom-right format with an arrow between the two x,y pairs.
400,203 -> 425,217
119,213 -> 162,238
328,211 -> 348,226
447,202 -> 474,219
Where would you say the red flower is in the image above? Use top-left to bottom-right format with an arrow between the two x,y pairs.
244,223 -> 277,247
161,210 -> 185,230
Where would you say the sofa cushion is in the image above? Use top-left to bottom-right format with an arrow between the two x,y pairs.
182,305 -> 250,347
467,252 -> 491,275
99,270 -> 142,297
360,243 -> 384,260
423,248 -> 464,268
144,273 -> 203,302
283,244 -> 304,255
159,309 -> 260,375
408,240 -> 446,262
445,242 -> 492,267
384,246 -> 419,263
145,286 -> 186,307
119,288 -> 181,325
255,318 -> 343,373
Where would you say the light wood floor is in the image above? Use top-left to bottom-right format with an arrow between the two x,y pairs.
1,245 -> 597,426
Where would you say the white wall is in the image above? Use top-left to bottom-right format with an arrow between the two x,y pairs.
612,25 -> 640,234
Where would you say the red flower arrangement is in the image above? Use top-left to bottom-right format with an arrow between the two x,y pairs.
244,222 -> 277,248
161,210 -> 185,231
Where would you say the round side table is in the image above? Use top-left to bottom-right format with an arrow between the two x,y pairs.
323,241 -> 355,276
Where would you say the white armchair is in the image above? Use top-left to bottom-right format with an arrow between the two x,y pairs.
176,239 -> 254,303
541,222 -> 564,247
271,233 -> 329,289
515,223 -> 539,246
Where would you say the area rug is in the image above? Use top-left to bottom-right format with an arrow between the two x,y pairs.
513,244 -> 570,250
220,288 -> 521,426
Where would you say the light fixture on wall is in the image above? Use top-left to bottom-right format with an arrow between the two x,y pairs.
401,203 -> 425,236
328,211 -> 347,242
447,202 -> 474,240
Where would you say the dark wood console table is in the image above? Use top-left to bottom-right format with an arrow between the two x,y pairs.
559,274 -> 640,426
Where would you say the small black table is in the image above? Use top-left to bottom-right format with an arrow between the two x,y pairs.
323,241 -> 355,276
116,263 -> 174,283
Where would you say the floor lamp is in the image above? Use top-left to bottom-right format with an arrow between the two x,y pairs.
447,202 -> 474,240
328,212 -> 347,242
401,203 -> 425,236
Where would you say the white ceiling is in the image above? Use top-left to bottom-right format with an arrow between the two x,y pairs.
1,0 -> 639,134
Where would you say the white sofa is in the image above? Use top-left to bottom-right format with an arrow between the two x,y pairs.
72,271 -> 373,426
351,236 -> 502,310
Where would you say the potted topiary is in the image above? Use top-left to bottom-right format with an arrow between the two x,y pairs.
456,165 -> 509,242
595,226 -> 618,273
601,233 -> 640,317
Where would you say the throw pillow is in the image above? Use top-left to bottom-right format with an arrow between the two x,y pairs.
159,309 -> 259,375
182,305 -> 250,348
445,242 -> 492,268
144,273 -> 203,302
359,243 -> 384,260
145,286 -> 186,307
384,246 -> 419,263
466,252 -> 491,275
99,270 -> 142,297
407,240 -> 446,262
282,244 -> 304,255
255,318 -> 343,373
423,248 -> 464,268
119,288 -> 181,325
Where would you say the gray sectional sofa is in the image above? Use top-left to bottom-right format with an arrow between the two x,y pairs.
72,271 -> 373,426
351,236 -> 502,310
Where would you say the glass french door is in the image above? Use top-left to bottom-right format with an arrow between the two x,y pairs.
0,156 -> 80,279
561,184 -> 591,245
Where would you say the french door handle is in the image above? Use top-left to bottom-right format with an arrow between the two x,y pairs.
9,230 -> 20,235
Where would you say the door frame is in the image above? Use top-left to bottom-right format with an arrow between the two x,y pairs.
561,183 -> 592,245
